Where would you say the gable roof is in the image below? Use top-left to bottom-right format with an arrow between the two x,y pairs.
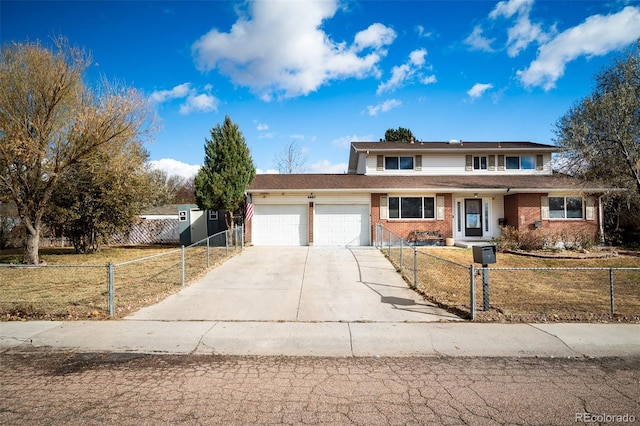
249,173 -> 615,194
348,141 -> 560,173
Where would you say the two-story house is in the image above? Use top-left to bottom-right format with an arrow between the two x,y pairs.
246,141 -> 612,247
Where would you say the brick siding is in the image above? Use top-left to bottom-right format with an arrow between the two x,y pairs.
371,193 -> 453,241
504,193 -> 600,240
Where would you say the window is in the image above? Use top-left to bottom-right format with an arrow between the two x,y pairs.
506,155 -> 535,170
549,196 -> 583,219
389,197 -> 435,219
385,156 -> 414,170
505,156 -> 519,169
473,156 -> 487,170
209,210 -> 218,221
521,156 -> 535,169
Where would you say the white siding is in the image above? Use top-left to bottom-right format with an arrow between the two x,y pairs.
365,152 -> 553,176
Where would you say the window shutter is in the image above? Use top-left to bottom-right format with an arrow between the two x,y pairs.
415,155 -> 422,171
536,155 -> 544,171
376,155 -> 384,171
488,155 -> 496,171
498,155 -> 505,171
380,196 -> 388,219
541,196 -> 549,220
436,196 -> 445,220
585,197 -> 595,220
465,155 -> 472,171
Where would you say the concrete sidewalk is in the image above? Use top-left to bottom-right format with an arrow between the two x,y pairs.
1,320 -> 639,357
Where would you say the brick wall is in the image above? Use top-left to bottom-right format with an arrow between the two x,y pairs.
371,193 -> 453,240
504,193 -> 600,241
308,202 -> 314,245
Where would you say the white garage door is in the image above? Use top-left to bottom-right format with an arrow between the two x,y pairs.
314,204 -> 370,246
252,204 -> 308,246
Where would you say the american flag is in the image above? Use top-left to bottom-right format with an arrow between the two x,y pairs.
245,194 -> 254,222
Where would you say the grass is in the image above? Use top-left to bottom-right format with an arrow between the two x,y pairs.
0,245 -> 240,320
385,246 -> 640,322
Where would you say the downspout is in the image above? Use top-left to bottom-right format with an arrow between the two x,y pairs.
598,195 -> 605,245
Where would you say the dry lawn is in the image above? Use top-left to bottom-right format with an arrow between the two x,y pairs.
386,247 -> 640,322
0,245 -> 239,320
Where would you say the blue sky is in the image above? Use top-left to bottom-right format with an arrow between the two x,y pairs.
3,0 -> 640,177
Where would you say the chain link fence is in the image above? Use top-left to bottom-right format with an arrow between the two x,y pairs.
0,226 -> 244,320
374,223 -> 640,321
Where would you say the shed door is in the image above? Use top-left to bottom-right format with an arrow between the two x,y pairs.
190,209 -> 208,243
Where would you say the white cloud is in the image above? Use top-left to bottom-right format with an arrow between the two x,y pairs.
467,83 -> 494,99
256,168 -> 280,174
149,83 -> 191,103
147,158 -> 201,179
330,134 -> 373,149
464,25 -> 495,52
308,160 -> 348,174
192,1 -> 396,100
256,123 -> 269,131
415,25 -> 433,39
518,6 -> 640,90
150,83 -> 219,115
367,99 -> 402,116
489,0 -> 549,57
179,93 -> 218,115
421,75 -> 437,85
377,48 -> 432,94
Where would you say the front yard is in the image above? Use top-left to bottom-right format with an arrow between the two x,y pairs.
386,246 -> 640,322
0,245 -> 239,320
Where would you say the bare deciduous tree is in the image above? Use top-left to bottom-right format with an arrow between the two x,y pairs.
273,140 -> 307,174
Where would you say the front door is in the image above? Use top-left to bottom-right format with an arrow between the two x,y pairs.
464,199 -> 482,237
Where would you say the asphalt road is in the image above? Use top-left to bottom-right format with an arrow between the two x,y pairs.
2,353 -> 639,425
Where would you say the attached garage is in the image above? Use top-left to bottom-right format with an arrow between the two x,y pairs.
314,204 -> 370,246
251,204 -> 308,246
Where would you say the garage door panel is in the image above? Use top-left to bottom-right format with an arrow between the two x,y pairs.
253,205 -> 308,246
314,204 -> 369,246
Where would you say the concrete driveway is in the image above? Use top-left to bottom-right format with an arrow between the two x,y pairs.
126,246 -> 461,322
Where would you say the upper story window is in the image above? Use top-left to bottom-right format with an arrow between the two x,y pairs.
506,155 -> 536,170
389,196 -> 435,219
549,196 -> 583,219
385,156 -> 414,170
473,156 -> 487,170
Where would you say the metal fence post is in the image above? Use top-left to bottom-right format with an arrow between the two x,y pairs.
413,245 -> 418,289
400,238 -> 404,271
181,245 -> 185,288
107,262 -> 115,317
240,225 -> 244,250
482,265 -> 490,311
609,267 -> 615,317
387,229 -> 391,257
470,264 -> 476,320
206,236 -> 210,269
225,229 -> 229,256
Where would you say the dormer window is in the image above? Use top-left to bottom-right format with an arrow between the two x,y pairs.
385,156 -> 414,170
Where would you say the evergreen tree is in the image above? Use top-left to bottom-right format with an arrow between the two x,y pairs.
384,127 -> 415,142
194,116 -> 256,229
